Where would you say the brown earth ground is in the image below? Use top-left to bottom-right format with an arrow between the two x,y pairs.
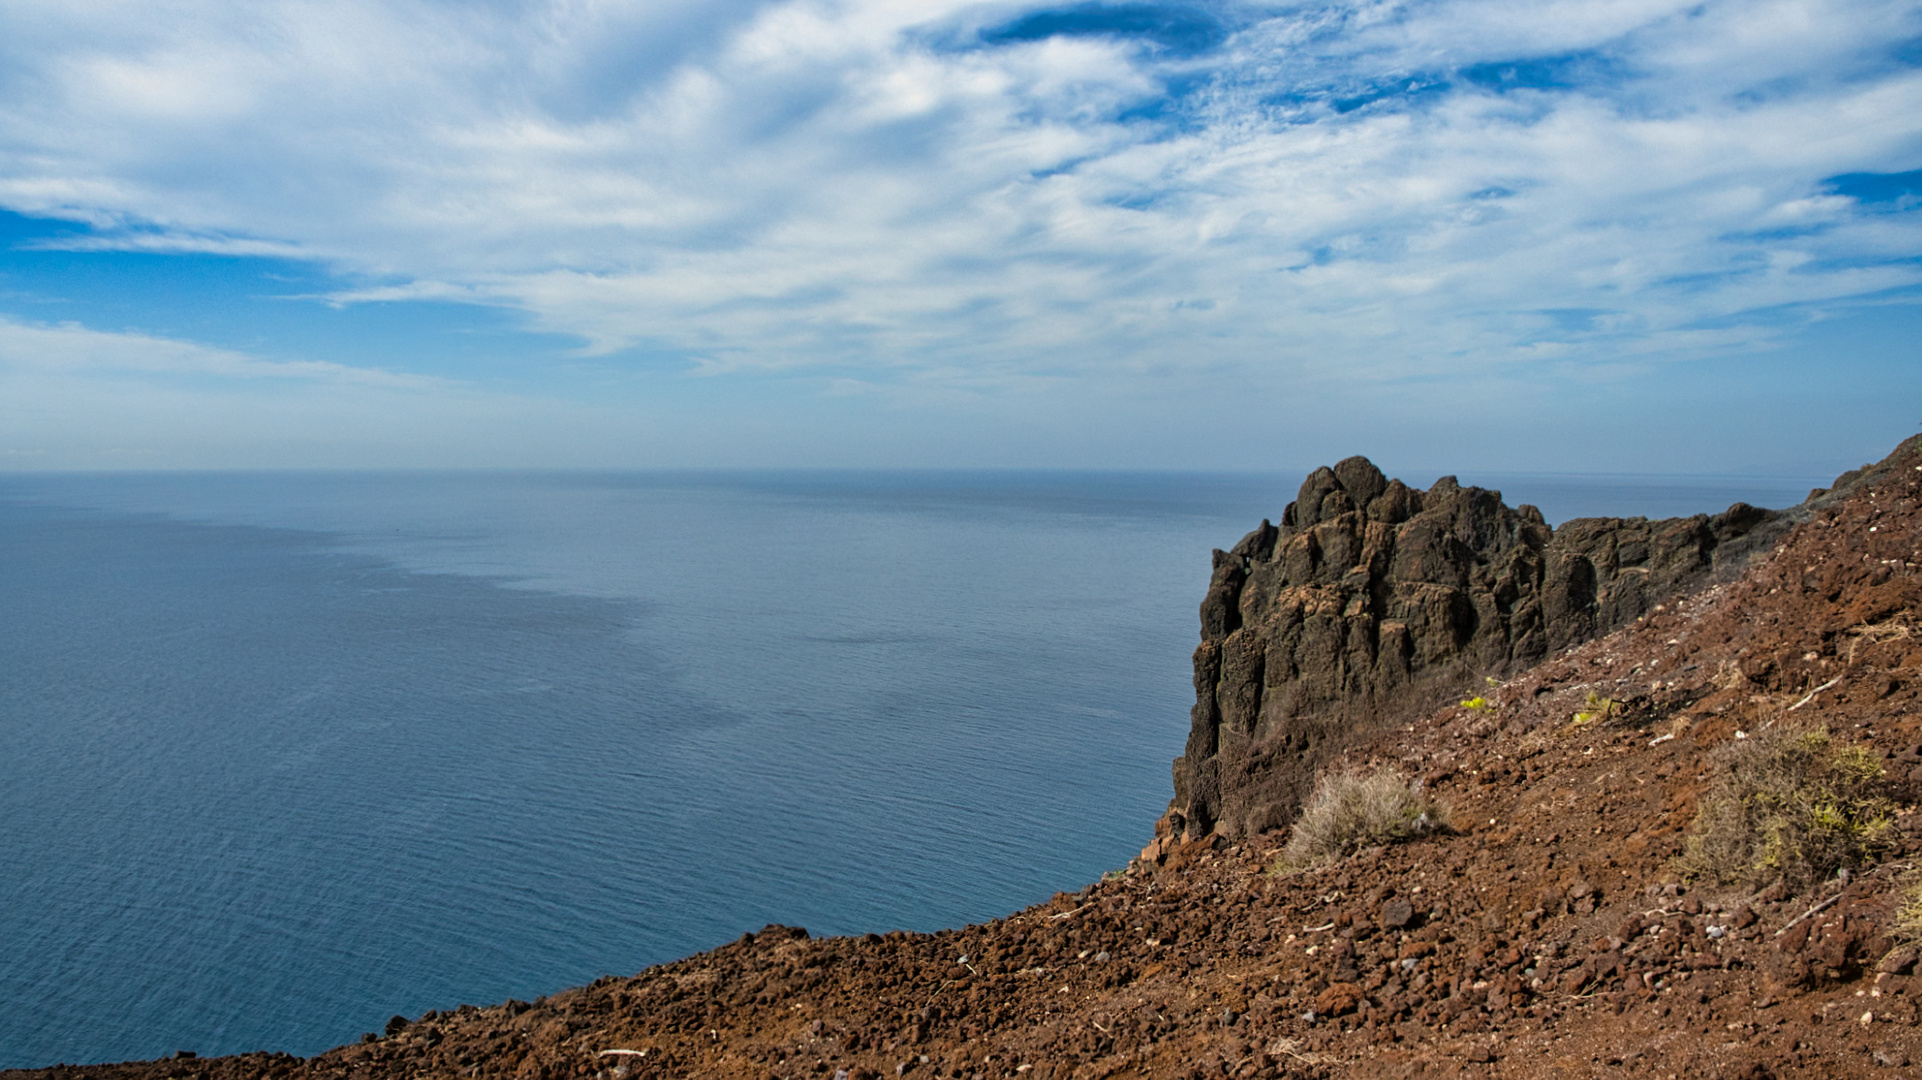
19,438 -> 1922,1080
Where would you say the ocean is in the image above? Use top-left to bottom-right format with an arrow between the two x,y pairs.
0,468 -> 1826,1068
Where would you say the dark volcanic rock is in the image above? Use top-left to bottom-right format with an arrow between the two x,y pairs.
1380,897 -> 1415,931
1169,455 -> 1798,839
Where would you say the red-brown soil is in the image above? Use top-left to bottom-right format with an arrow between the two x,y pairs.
17,438 -> 1922,1080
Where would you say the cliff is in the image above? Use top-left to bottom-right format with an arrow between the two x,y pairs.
15,437 -> 1922,1080
1169,457 -> 1797,841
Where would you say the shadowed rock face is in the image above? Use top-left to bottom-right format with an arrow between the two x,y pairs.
1169,456 -> 1793,840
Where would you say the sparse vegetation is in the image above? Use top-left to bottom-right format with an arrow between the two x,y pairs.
1846,616 -> 1914,666
1281,767 -> 1449,867
1568,690 -> 1619,729
1679,723 -> 1895,890
1892,873 -> 1922,951
1459,696 -> 1493,711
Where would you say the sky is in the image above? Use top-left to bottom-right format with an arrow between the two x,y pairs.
0,0 -> 1918,474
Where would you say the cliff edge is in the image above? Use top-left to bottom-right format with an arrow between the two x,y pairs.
15,436 -> 1922,1080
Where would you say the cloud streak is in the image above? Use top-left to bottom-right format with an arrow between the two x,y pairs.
0,316 -> 437,386
0,0 -> 1917,394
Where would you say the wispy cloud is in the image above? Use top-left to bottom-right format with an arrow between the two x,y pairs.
0,315 -> 604,469
0,317 -> 438,387
0,0 -> 1917,390
297,281 -> 489,307
19,230 -> 307,258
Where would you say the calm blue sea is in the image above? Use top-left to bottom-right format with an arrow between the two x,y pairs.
0,468 -> 1825,1068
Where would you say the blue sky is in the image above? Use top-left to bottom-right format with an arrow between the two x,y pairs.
0,0 -> 1918,473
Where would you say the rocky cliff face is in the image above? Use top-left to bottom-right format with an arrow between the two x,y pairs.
1169,456 -> 1796,840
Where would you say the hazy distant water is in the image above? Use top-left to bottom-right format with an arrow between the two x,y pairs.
0,468 -> 1826,1067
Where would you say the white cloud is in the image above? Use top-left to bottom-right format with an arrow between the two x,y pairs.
20,231 -> 309,257
0,0 -> 1917,394
0,317 -> 438,386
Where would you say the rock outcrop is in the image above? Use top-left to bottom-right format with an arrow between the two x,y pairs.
1169,456 -> 1797,840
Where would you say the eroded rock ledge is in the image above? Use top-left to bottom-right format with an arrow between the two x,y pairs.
1168,456 -> 1797,841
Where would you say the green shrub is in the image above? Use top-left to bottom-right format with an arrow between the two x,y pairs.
1282,768 -> 1449,867
1568,691 -> 1620,729
1678,724 -> 1893,890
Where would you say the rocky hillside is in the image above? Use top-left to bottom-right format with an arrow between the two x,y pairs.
14,437 -> 1922,1080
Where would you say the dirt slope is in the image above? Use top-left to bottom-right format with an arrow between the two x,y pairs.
17,437 -> 1922,1080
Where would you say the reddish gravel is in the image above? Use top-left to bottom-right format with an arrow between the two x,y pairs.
18,438 -> 1922,1080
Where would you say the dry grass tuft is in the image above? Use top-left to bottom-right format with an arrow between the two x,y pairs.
1713,659 -> 1750,692
1282,768 -> 1449,867
1893,874 -> 1922,951
1679,723 -> 1894,891
1846,617 -> 1915,667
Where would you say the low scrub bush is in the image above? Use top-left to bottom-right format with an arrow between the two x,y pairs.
1679,724 -> 1893,890
1566,691 -> 1621,730
1282,768 -> 1449,867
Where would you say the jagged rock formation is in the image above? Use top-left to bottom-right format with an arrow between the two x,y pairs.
1169,456 -> 1796,840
